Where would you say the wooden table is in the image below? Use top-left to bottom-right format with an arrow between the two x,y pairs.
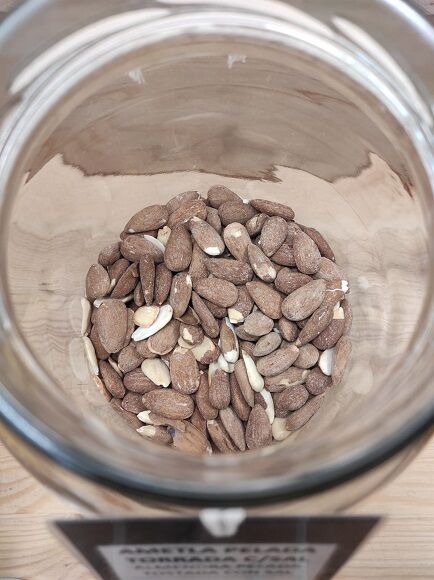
1,438 -> 434,579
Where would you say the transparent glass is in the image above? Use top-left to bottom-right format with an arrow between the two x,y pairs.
0,0 -> 433,511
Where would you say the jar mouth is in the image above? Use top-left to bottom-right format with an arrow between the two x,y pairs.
0,1 -> 433,507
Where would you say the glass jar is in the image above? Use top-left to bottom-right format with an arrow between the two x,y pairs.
0,0 -> 433,514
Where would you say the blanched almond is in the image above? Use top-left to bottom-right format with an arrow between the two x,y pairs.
319,348 -> 334,376
223,222 -> 251,261
157,225 -> 171,246
272,417 -> 291,441
242,351 -> 264,392
141,358 -> 171,387
132,304 -> 173,341
134,305 -> 159,327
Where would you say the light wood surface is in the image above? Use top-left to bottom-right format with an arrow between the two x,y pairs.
1,438 -> 434,579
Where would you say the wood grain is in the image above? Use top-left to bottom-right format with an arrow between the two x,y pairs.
1,438 -> 434,579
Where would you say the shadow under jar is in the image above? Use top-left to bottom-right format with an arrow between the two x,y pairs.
0,0 -> 433,513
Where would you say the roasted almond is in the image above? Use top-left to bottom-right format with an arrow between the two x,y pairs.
247,242 -> 276,282
293,230 -> 321,275
243,311 -> 274,337
157,225 -> 171,246
167,198 -> 207,228
191,291 -> 220,338
305,367 -> 331,395
137,425 -> 172,445
100,362 -> 124,398
238,340 -> 256,358
166,190 -> 200,214
312,316 -> 345,350
122,391 -> 146,414
124,204 -> 168,234
314,257 -> 346,281
295,303 -> 334,346
188,243 -> 209,286
164,224 -> 192,272
120,234 -> 164,263
245,281 -> 282,320
234,358 -> 255,407
139,255 -> 155,305
294,343 -> 319,369
219,318 -> 239,363
191,335 -> 220,364
171,422 -> 212,455
123,368 -> 158,393
196,373 -> 218,419
208,365 -> 231,410
95,299 -> 128,353
256,344 -> 299,377
134,282 -> 145,307
207,419 -> 237,453
206,207 -> 222,233
142,389 -> 194,420
273,385 -> 309,417
259,216 -> 287,257
218,201 -> 257,226
108,258 -> 130,285
285,394 -> 324,431
323,279 -> 348,308
227,286 -> 254,324
246,404 -> 272,449
178,306 -> 200,326
332,335 -> 352,385
180,323 -> 204,346
275,269 -> 312,294
342,299 -> 352,336
223,222 -> 251,261
195,277 -> 238,308
219,407 -> 246,451
189,217 -> 225,256
147,319 -> 180,355
170,350 -> 200,394
154,263 -> 172,305
286,221 -> 302,244
123,308 -> 135,347
190,407 -> 208,435
245,213 -> 268,237
281,279 -> 326,321
250,199 -> 295,221
111,262 -> 139,299
229,373 -> 251,421
253,331 -> 281,357
299,225 -> 335,261
117,343 -> 146,373
265,367 -> 309,392
86,264 -> 111,302
98,242 -> 121,267
270,243 -> 296,267
235,325 -> 257,342
132,304 -> 173,341
90,324 -> 109,360
277,317 -> 299,342
111,398 -> 143,430
207,184 -> 242,208
169,272 -> 192,318
207,258 -> 253,285
203,299 -> 227,319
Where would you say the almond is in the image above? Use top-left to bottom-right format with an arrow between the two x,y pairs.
246,404 -> 272,449
134,282 -> 145,307
245,281 -> 282,320
95,299 -> 128,353
281,279 -> 326,321
228,286 -> 254,323
141,357 -> 171,387
191,335 -> 220,364
157,225 -> 171,246
256,344 -> 299,377
203,299 -> 227,319
81,297 -> 91,336
253,332 -> 281,357
178,306 -> 200,326
169,272 -> 192,318
110,398 -> 142,429
219,407 -> 246,451
142,389 -> 194,420
108,258 -> 130,285
134,305 -> 159,327
196,373 -> 218,419
332,335 -> 352,385
118,343 -> 146,373
314,257 -> 346,281
299,225 -> 335,261
111,262 -> 139,299
207,419 -> 237,453
305,367 -> 332,395
195,277 -> 238,308
229,373 -> 251,421
250,199 -> 295,221
164,224 -> 192,272
139,255 -> 155,305
319,348 -> 334,376
245,213 -> 268,237
154,263 -> 172,305
123,308 -> 135,347
122,392 -> 146,414
238,341 -> 256,358
323,279 -> 348,308
108,354 -> 124,376
286,222 -> 302,244
166,190 -> 200,214
294,343 -> 319,369
312,317 -> 345,350
190,407 -> 208,435
92,375 -> 111,401
188,242 -> 209,286
243,311 -> 273,337
89,324 -> 109,360
293,230 -> 321,274
86,264 -> 111,301
235,325 -> 257,342
138,411 -> 186,432
83,336 -> 99,375
277,318 -> 299,342
275,269 -> 312,294
98,242 -> 121,267
171,422 -> 212,455
170,350 -> 200,394
189,217 -> 225,256
207,184 -> 242,208
124,204 -> 168,234
295,303 -> 334,346
137,425 -> 172,445
132,304 -> 173,341
120,234 -> 164,263
242,351 -> 264,392
208,365 -> 231,409
342,299 -> 352,336
285,394 -> 324,431
273,385 -> 309,418
220,318 -> 239,363
259,389 -> 275,423
247,243 -> 276,282
219,201 -> 256,226
272,417 -> 291,441
223,222 -> 251,261
270,243 -> 296,267
265,367 -> 309,392
207,258 -> 253,285
259,216 -> 287,257
206,207 -> 222,233
167,199 -> 207,228
147,319 -> 180,355
180,323 -> 204,346
191,291 -> 220,338
234,359 -> 255,407
123,368 -> 157,394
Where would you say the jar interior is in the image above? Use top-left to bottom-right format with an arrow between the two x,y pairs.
2,20 -> 432,501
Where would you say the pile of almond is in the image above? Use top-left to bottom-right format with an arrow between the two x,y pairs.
82,186 -> 351,454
